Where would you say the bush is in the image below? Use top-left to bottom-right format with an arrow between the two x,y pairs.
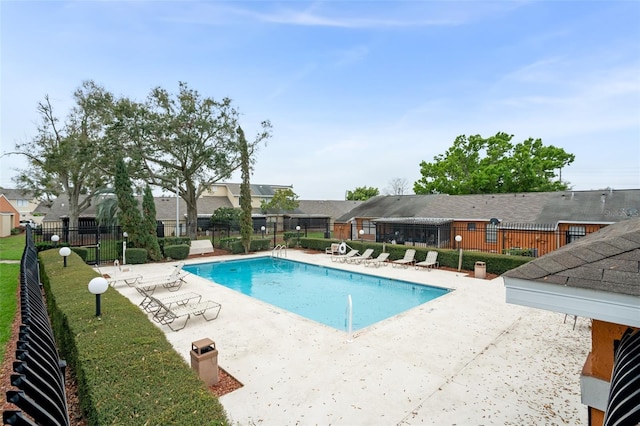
158,237 -> 191,257
71,247 -> 88,262
125,248 -> 147,264
38,250 -> 228,425
164,244 -> 190,260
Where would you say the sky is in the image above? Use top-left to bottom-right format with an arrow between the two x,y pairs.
1,1 -> 639,200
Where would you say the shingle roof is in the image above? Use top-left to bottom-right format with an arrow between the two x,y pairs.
335,189 -> 640,226
502,217 -> 640,297
0,188 -> 37,200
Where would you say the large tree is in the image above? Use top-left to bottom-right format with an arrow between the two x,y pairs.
413,132 -> 575,195
238,127 -> 254,254
346,186 -> 379,201
385,178 -> 410,195
11,80 -> 115,227
111,82 -> 271,239
114,157 -> 144,248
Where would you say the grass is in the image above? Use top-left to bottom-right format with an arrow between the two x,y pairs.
0,234 -> 24,365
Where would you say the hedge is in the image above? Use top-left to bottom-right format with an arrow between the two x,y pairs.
39,250 -> 229,425
124,247 -> 148,264
164,244 -> 190,260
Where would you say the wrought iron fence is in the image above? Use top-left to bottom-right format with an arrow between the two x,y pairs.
3,227 -> 71,426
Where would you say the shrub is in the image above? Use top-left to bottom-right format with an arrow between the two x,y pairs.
125,248 -> 147,264
164,244 -> 190,260
158,237 -> 191,257
71,247 -> 88,262
38,250 -> 228,425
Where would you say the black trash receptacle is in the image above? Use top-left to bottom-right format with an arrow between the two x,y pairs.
190,338 -> 219,385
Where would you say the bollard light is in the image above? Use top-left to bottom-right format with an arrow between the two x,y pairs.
51,234 -> 60,248
59,247 -> 71,267
296,225 -> 301,246
359,229 -> 364,243
455,235 -> 463,271
88,277 -> 109,317
122,232 -> 128,265
261,225 -> 266,239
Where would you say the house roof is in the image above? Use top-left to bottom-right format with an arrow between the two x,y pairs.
0,188 -> 37,200
503,217 -> 640,327
503,217 -> 640,297
224,183 -> 293,198
335,189 -> 640,226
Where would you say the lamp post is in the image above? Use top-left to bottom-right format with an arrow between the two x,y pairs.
455,235 -> 463,271
88,277 -> 109,317
122,232 -> 128,265
296,225 -> 301,247
261,225 -> 266,239
51,234 -> 60,248
59,247 -> 71,267
359,229 -> 364,242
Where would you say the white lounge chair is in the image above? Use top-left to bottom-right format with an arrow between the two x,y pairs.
415,251 -> 439,270
325,243 -> 340,255
336,249 -> 359,263
347,248 -> 374,264
364,252 -> 390,267
149,296 -> 222,331
131,263 -> 186,294
392,249 -> 416,268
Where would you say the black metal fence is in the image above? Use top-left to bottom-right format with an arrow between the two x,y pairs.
3,227 -> 71,426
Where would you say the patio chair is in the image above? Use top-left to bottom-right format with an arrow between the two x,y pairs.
149,296 -> 222,331
391,249 -> 416,268
347,248 -> 374,264
132,263 -> 187,295
364,252 -> 390,267
415,251 -> 439,271
336,249 -> 359,263
139,289 -> 202,313
325,243 -> 340,255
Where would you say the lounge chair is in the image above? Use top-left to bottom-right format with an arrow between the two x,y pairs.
415,251 -> 439,270
149,296 -> 222,331
391,249 -> 416,268
335,249 -> 359,263
325,243 -> 340,255
139,290 -> 202,313
132,263 -> 187,295
364,252 -> 390,267
347,248 -> 374,264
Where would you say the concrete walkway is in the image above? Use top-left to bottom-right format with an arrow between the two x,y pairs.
103,251 -> 591,425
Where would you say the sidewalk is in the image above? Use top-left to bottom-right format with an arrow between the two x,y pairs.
107,251 -> 590,425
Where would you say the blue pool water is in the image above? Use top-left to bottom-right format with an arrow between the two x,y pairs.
184,257 -> 450,331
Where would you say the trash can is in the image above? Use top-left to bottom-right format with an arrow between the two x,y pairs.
190,338 -> 219,386
474,261 -> 486,279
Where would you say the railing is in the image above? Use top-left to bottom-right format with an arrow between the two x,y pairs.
3,227 -> 70,426
271,244 -> 287,258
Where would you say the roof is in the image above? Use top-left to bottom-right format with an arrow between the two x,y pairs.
503,217 -> 640,327
503,217 -> 640,297
335,189 -> 640,226
0,188 -> 37,200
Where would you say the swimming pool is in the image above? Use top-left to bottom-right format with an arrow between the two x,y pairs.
185,257 -> 450,331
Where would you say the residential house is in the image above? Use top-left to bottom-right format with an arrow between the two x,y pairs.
0,194 -> 21,237
333,189 -> 640,256
0,188 -> 44,225
502,217 -> 640,425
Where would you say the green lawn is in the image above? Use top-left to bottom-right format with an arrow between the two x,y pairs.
0,234 -> 24,364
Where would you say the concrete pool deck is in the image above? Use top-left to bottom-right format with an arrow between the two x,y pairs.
105,250 -> 591,425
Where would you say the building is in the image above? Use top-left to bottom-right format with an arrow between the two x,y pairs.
0,188 -> 44,225
333,189 -> 640,256
0,194 -> 21,236
503,217 -> 640,425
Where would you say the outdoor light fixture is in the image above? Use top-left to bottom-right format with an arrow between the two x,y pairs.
359,229 -> 365,243
88,276 -> 109,317
122,232 -> 128,265
296,225 -> 301,247
261,225 -> 266,239
455,235 -> 463,271
59,247 -> 71,267
51,234 -> 60,248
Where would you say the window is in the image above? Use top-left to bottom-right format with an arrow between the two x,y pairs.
567,226 -> 586,243
467,223 -> 476,231
486,223 -> 497,243
16,199 -> 28,207
361,220 -> 375,235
